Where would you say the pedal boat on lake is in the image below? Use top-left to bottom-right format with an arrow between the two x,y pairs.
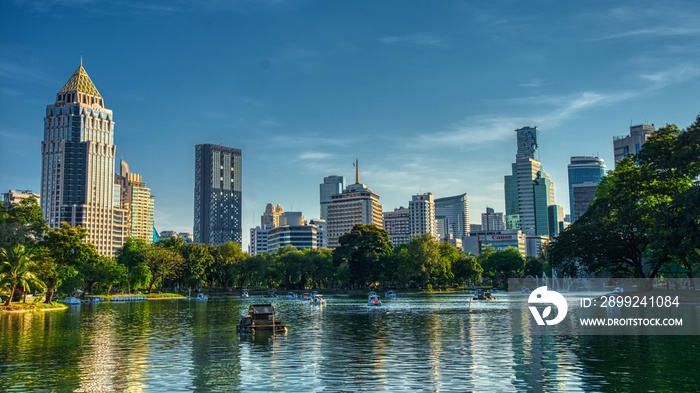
310,293 -> 326,305
368,293 -> 382,306
473,288 -> 494,300
237,303 -> 287,334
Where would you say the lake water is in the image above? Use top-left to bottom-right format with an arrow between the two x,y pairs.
1,292 -> 699,392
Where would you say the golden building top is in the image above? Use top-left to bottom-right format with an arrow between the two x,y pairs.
59,63 -> 102,98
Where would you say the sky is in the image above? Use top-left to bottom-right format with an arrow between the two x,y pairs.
1,0 -> 699,250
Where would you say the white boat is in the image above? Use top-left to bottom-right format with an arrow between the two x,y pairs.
59,296 -> 81,305
195,293 -> 208,301
310,294 -> 326,305
241,291 -> 249,298
368,293 -> 382,306
385,290 -> 396,299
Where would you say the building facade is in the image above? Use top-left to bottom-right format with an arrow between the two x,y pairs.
115,160 -> 155,243
320,175 -> 345,220
481,207 -> 506,232
383,206 -> 410,246
194,144 -> 242,245
409,193 -> 437,238
41,63 -> 119,256
504,126 -> 555,237
2,190 -> 40,208
613,124 -> 654,166
567,156 -> 607,222
434,193 -> 470,242
464,230 -> 527,258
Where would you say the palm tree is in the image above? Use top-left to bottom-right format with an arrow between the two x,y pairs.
0,244 -> 46,306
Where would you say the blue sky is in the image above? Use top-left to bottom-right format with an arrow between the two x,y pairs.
2,0 -> 699,249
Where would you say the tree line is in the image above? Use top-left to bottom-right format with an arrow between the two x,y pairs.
1,198 -> 543,305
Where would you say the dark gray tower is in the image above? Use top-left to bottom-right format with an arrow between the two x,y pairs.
194,144 -> 242,245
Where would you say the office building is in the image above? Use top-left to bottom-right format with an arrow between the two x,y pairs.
115,160 -> 155,243
434,193 -> 470,242
504,126 -> 555,237
464,230 -> 527,258
261,203 -> 284,229
547,205 -> 565,238
3,190 -> 40,208
613,124 -> 655,166
320,175 -> 345,220
409,193 -> 437,238
267,225 -> 317,253
41,62 -> 118,256
481,207 -> 505,231
572,183 -> 599,221
384,207 -> 410,246
567,156 -> 607,222
309,218 -> 327,249
194,144 -> 242,245
326,160 -> 383,249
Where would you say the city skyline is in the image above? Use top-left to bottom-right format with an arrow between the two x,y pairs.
2,1 -> 700,250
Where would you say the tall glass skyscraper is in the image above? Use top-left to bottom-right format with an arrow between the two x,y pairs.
504,126 -> 555,237
434,193 -> 470,241
320,175 -> 345,219
41,62 -> 118,256
567,156 -> 606,222
194,144 -> 242,245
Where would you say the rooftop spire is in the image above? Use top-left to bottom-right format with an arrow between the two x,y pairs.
59,61 -> 102,98
355,158 -> 360,184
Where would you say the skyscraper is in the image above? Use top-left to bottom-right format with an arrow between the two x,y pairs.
115,159 -> 155,243
194,144 -> 242,245
567,156 -> 607,221
326,160 -> 383,249
481,207 -> 505,231
613,124 -> 654,166
320,175 -> 345,219
434,193 -> 470,242
409,193 -> 437,238
504,126 -> 555,237
41,62 -> 118,256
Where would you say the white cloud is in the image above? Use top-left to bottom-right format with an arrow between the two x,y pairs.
299,152 -> 331,160
379,34 -> 446,48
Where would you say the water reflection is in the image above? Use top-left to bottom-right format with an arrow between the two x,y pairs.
1,294 -> 699,392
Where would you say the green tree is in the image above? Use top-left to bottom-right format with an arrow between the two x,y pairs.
38,223 -> 96,303
334,224 -> 392,288
210,241 -> 247,289
144,245 -> 183,294
481,247 -> 525,283
0,197 -> 47,250
180,243 -> 214,290
452,251 -> 483,285
116,238 -> 152,292
0,244 -> 46,306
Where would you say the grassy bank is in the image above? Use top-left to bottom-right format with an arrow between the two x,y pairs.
0,300 -> 68,313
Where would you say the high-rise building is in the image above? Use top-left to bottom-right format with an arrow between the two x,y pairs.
504,126 -> 555,237
572,183 -> 599,221
567,156 -> 607,221
115,160 -> 155,243
481,207 -> 505,231
613,124 -> 655,166
194,144 -> 242,245
261,203 -> 284,229
384,207 -> 410,246
309,218 -> 327,249
409,193 -> 437,238
434,193 -> 470,242
547,205 -> 565,238
41,62 -> 118,256
326,160 -> 383,249
320,175 -> 345,220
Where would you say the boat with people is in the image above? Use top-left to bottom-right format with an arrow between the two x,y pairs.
368,293 -> 382,306
300,292 -> 312,301
473,288 -> 494,300
385,290 -> 397,299
310,293 -> 326,306
241,290 -> 249,298
236,303 -> 287,334
194,292 -> 208,301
